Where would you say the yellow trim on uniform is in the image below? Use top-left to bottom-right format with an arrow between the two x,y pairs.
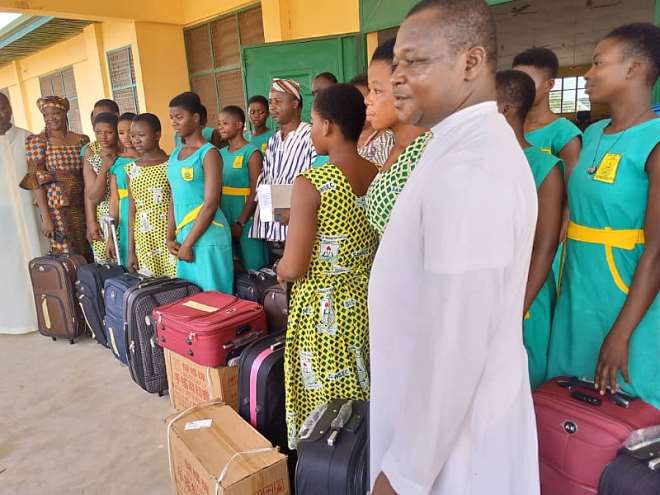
176,204 -> 225,234
222,186 -> 251,197
118,188 -> 128,200
567,221 -> 646,295
567,222 -> 645,250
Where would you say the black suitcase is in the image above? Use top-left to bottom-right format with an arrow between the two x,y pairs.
75,263 -> 126,347
237,333 -> 296,484
295,399 -> 369,495
263,284 -> 289,333
235,267 -> 277,304
599,449 -> 660,494
125,277 -> 200,394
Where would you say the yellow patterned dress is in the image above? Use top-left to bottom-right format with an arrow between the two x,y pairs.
126,161 -> 176,277
284,164 -> 378,449
86,141 -> 112,263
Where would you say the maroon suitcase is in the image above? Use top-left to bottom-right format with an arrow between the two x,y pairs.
153,291 -> 267,367
534,377 -> 660,495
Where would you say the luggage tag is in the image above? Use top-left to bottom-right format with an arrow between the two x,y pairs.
298,403 -> 328,441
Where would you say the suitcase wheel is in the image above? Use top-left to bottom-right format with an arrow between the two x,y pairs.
69,339 -> 75,345
158,390 -> 165,398
187,349 -> 193,357
51,337 -> 57,341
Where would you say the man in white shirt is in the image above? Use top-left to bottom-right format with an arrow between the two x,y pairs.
0,93 -> 43,334
369,1 -> 540,494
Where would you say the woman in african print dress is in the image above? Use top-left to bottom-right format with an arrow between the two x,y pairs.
277,84 -> 378,449
19,96 -> 91,259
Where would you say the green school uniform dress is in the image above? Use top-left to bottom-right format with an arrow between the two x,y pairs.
522,147 -> 562,388
219,143 -> 268,271
526,118 -> 583,289
244,129 -> 274,156
167,143 -> 234,293
110,156 -> 134,266
547,118 -> 660,406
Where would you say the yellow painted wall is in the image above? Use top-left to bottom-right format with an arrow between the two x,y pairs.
183,0 -> 257,26
131,22 -> 190,151
286,0 -> 359,40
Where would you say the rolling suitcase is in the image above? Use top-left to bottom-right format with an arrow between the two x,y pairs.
534,377 -> 660,494
75,263 -> 126,347
126,278 -> 200,394
237,333 -> 296,487
263,284 -> 288,333
154,291 -> 267,367
295,399 -> 370,495
235,267 -> 278,304
598,449 -> 660,494
28,253 -> 87,343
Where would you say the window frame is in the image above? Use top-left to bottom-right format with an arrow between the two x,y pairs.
184,3 -> 263,119
550,75 -> 590,115
106,45 -> 140,114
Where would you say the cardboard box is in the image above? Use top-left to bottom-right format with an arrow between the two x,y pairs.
168,403 -> 290,495
165,349 -> 238,412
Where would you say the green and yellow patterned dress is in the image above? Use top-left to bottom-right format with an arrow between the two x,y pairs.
86,142 -> 111,263
285,164 -> 378,449
126,161 -> 176,277
365,132 -> 432,236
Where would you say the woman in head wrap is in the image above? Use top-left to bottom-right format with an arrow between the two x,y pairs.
19,96 -> 91,259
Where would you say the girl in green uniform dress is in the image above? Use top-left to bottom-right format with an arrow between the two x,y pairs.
496,70 -> 564,388
108,112 -> 139,265
126,114 -> 176,277
547,23 -> 660,405
167,92 -> 234,293
217,105 -> 269,271
244,95 -> 274,154
277,84 -> 378,449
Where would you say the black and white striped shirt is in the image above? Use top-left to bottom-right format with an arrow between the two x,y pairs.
250,122 -> 316,241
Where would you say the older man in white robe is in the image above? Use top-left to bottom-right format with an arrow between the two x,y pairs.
0,92 -> 43,334
369,1 -> 540,494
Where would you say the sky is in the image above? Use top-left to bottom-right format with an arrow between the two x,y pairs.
0,12 -> 21,32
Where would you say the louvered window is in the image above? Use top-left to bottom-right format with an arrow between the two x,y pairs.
184,5 -> 264,126
39,67 -> 83,133
107,46 -> 139,114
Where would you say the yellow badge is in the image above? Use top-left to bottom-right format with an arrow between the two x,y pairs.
261,143 -> 267,153
540,147 -> 552,155
181,167 -> 194,181
232,155 -> 244,169
593,153 -> 622,184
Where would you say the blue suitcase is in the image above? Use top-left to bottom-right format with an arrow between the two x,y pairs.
103,273 -> 148,365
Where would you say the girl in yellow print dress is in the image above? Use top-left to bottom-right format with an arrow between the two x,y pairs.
126,113 -> 175,277
277,84 -> 378,449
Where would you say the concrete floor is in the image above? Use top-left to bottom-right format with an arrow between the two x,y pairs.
0,332 -> 174,495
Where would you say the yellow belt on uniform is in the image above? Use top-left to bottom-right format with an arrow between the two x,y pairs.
176,204 -> 224,234
567,221 -> 645,294
117,188 -> 128,200
222,186 -> 251,197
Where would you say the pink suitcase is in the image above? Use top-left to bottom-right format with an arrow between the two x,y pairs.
534,377 -> 660,495
153,291 -> 267,367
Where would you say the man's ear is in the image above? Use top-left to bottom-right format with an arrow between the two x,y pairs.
625,58 -> 644,81
464,46 -> 488,81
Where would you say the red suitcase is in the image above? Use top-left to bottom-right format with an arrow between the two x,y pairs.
534,377 -> 660,495
153,291 -> 267,367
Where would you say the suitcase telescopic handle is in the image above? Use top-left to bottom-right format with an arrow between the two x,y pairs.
222,330 -> 264,351
559,377 -> 635,408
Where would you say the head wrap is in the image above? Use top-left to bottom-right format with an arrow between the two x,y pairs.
37,96 -> 69,113
270,78 -> 302,102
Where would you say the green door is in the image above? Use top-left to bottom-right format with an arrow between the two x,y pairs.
242,34 -> 366,122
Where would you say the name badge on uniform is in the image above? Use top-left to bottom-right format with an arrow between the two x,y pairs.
593,153 -> 622,184
232,155 -> 244,169
181,167 -> 194,181
540,147 -> 552,155
261,143 -> 267,153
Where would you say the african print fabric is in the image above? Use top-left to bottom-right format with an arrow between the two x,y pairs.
284,163 -> 378,449
87,142 -> 112,263
20,132 -> 91,258
365,132 -> 432,236
126,162 -> 176,277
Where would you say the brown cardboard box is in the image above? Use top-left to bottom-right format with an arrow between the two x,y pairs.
165,349 -> 238,412
168,403 -> 290,495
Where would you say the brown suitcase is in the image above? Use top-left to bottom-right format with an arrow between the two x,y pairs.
29,254 -> 87,343
263,284 -> 289,333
